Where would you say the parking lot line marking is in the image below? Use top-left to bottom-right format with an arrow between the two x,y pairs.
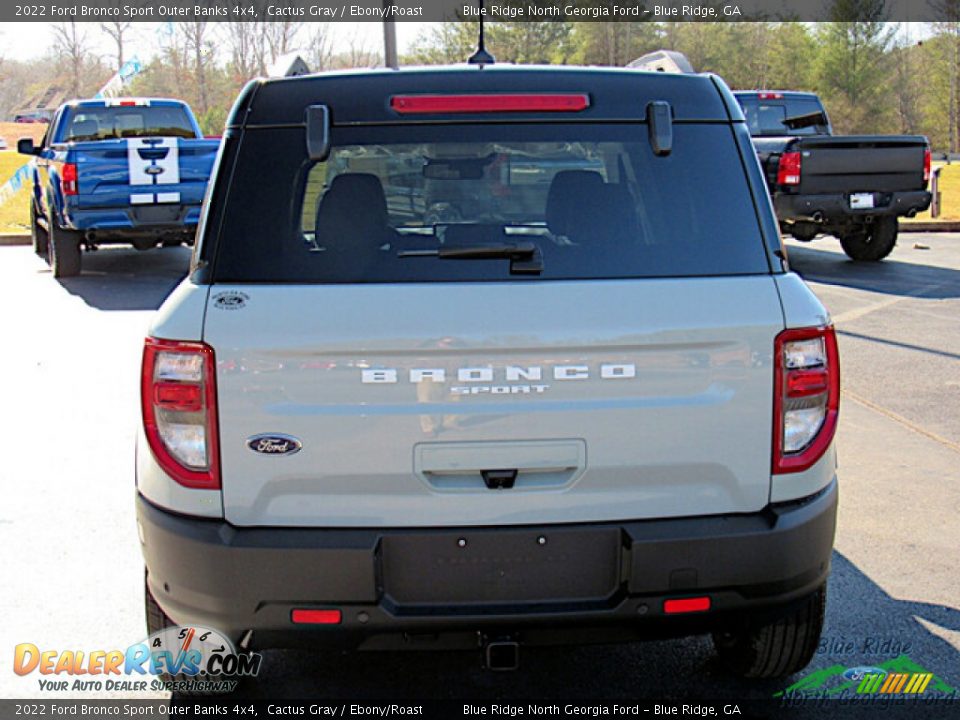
829,283 -> 947,325
837,329 -> 960,362
842,389 -> 960,455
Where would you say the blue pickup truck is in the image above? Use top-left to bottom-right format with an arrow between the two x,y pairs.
18,98 -> 219,277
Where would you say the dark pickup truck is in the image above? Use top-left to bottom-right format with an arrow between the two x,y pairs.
734,91 -> 931,261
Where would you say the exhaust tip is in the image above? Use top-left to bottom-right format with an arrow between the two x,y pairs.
811,211 -> 824,224
485,641 -> 520,672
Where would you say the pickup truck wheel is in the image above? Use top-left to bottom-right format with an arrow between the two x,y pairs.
839,218 -> 898,261
144,575 -> 236,696
30,203 -> 48,257
711,584 -> 826,679
48,222 -> 82,278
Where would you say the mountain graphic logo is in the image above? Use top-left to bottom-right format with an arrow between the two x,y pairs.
775,655 -> 957,697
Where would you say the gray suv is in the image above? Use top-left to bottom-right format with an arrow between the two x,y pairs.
136,65 -> 839,680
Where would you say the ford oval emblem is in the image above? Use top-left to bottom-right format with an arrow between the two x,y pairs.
247,434 -> 302,456
144,165 -> 165,175
842,666 -> 887,682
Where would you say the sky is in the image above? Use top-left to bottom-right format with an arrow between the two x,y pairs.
0,21 -> 426,64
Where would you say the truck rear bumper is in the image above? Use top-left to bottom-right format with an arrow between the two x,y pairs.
774,190 -> 931,224
63,205 -> 202,239
137,479 -> 837,651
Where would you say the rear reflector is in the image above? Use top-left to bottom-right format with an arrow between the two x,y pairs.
391,94 -> 590,115
663,597 -> 711,614
291,609 -> 342,625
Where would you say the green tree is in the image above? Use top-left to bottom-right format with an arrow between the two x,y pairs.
815,3 -> 895,133
569,22 -> 661,66
404,21 -> 572,65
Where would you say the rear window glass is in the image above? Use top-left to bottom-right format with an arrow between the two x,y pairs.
738,97 -> 828,136
211,123 -> 770,283
63,106 -> 196,141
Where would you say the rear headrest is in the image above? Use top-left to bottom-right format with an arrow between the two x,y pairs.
314,172 -> 391,246
71,119 -> 98,139
545,170 -> 604,237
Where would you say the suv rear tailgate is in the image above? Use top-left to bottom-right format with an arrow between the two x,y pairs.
204,277 -> 783,528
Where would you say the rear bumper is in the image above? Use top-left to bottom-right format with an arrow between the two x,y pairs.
137,479 -> 837,651
774,190 -> 931,224
62,204 -> 201,238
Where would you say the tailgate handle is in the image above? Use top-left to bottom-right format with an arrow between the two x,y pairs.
481,469 -> 518,490
137,148 -> 170,161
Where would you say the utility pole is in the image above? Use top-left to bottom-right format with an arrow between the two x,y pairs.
383,14 -> 398,69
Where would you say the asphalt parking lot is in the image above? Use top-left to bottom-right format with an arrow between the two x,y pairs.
0,234 -> 957,716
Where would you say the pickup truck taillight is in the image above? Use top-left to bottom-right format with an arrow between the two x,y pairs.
141,338 -> 220,489
773,326 -> 839,474
61,163 -> 78,196
776,152 -> 801,186
923,148 -> 931,185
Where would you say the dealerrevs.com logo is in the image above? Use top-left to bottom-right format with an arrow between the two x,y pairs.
13,626 -> 262,694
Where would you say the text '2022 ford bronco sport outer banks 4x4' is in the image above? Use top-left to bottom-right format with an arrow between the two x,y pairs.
136,64 -> 839,681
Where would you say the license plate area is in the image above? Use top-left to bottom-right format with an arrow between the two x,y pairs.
380,527 -> 622,610
849,192 -> 875,210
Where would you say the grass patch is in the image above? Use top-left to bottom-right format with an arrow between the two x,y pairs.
916,162 -> 960,221
0,152 -> 33,234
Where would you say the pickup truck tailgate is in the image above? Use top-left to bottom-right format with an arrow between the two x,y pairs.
792,136 -> 927,194
68,137 -> 219,208
203,277 -> 784,528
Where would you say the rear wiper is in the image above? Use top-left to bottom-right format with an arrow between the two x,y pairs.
398,241 -> 543,275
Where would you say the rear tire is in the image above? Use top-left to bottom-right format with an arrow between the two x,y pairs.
712,584 -> 826,679
789,223 -> 819,242
48,220 -> 82,278
839,218 -> 897,261
30,202 -> 48,257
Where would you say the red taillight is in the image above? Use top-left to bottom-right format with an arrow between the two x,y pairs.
154,383 -> 203,412
773,326 -> 840,475
786,368 -> 830,398
758,92 -> 783,100
664,596 -> 711,614
141,338 -> 220,490
923,148 -> 931,185
777,152 -> 802,186
390,93 -> 590,115
61,163 -> 78,196
291,609 -> 342,625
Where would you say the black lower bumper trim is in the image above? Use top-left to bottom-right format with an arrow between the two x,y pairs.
137,480 -> 837,650
774,190 -> 931,224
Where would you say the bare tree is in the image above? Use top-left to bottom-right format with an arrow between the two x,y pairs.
51,21 -> 90,97
262,21 -> 302,68
305,24 -> 334,71
100,20 -> 133,70
179,21 -> 212,113
223,21 -> 260,81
